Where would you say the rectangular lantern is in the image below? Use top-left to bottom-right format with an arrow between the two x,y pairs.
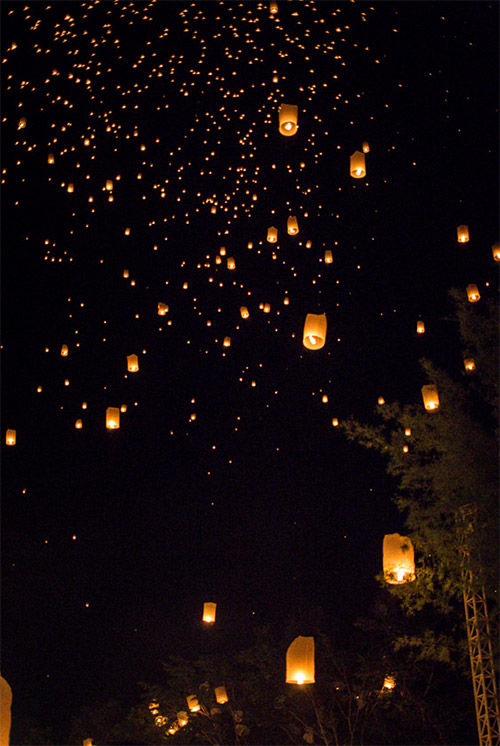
416,320 -> 425,334
214,686 -> 228,704
61,344 -> 69,356
106,180 -> 113,191
286,636 -> 315,684
279,104 -> 298,136
362,141 -> 370,153
303,313 -> 327,350
227,257 -> 236,270
186,695 -> 200,713
350,151 -> 366,178
383,533 -> 415,584
267,226 -> 278,243
106,407 -> 120,429
466,284 -> 480,302
421,384 -> 439,411
177,711 -> 188,727
203,602 -> 216,623
223,337 -> 231,348
324,250 -> 333,263
464,358 -> 476,372
5,429 -> 16,445
457,225 -> 469,243
127,354 -> 139,372
287,216 -> 299,235
240,306 -> 250,319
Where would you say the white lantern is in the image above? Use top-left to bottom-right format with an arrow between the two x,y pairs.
127,354 -> 139,372
421,384 -> 439,411
286,636 -> 315,684
203,602 -> 216,623
214,686 -> 228,704
350,151 -> 366,178
279,104 -> 298,136
106,407 -> 120,429
466,284 -> 480,302
287,216 -> 299,235
303,313 -> 327,350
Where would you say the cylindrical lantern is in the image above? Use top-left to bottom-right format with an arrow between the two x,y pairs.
416,320 -> 425,334
106,407 -> 120,429
263,303 -> 271,313
123,269 -> 129,278
67,183 -> 74,193
466,284 -> 480,302
279,104 -> 298,136
214,686 -> 228,704
203,602 -> 216,623
457,225 -> 469,243
383,533 -> 415,584
350,151 -> 366,178
332,418 -> 339,427
177,711 -> 188,727
223,337 -> 231,348
186,695 -> 200,713
48,153 -> 55,164
127,354 -> 139,372
61,344 -> 69,356
227,257 -> 236,270
421,384 -> 439,411
287,216 -> 299,235
158,302 -> 169,315
75,419 -> 83,429
286,636 -> 315,684
492,242 -> 500,262
270,0 -> 278,12
464,358 -> 476,372
362,141 -> 370,153
240,306 -> 250,319
267,226 -> 278,243
324,250 -> 333,263
5,429 -> 16,445
106,179 -> 113,191
303,313 -> 327,350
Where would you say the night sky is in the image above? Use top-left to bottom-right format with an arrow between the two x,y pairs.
1,0 -> 498,742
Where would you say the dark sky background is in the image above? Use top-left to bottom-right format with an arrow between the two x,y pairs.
1,0 -> 498,742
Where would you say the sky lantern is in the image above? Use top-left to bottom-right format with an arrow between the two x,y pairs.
106,407 -> 120,429
227,257 -> 236,270
67,183 -> 74,193
75,419 -> 83,429
5,429 -> 16,446
324,250 -> 333,263
492,242 -> 500,261
466,284 -> 480,302
457,225 -> 469,243
106,180 -> 113,191
382,675 -> 396,691
279,104 -> 298,136
416,320 -> 425,334
214,686 -> 228,704
267,226 -> 278,243
127,354 -> 139,372
186,695 -> 200,713
303,313 -> 327,350
332,418 -> 339,427
263,303 -> 271,313
48,153 -> 55,164
286,636 -> 315,684
240,306 -> 250,319
362,141 -> 370,153
157,302 -> 169,315
61,344 -> 69,356
350,151 -> 366,178
464,358 -> 476,372
287,216 -> 299,235
177,711 -> 188,727
223,336 -> 231,347
383,533 -> 416,584
421,384 -> 439,411
18,117 -> 26,129
270,0 -> 278,13
203,602 -> 216,623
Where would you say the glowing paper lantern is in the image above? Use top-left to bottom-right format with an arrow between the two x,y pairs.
1,677 -> 12,746
303,313 -> 327,350
177,711 -> 188,727
214,686 -> 228,704
75,419 -> 83,429
106,180 -> 113,191
324,250 -> 333,263
421,384 -> 439,411
240,306 -> 250,319
127,354 -> 139,372
5,429 -> 16,445
18,117 -> 26,129
106,407 -> 120,429
492,242 -> 500,262
464,358 -> 476,372
48,153 -> 55,164
466,284 -> 480,302
270,0 -> 278,13
263,303 -> 271,313
61,344 -> 69,356
279,104 -> 298,136
332,418 -> 339,427
383,533 -> 415,584
223,337 -> 231,348
186,695 -> 200,712
67,183 -> 74,193
350,151 -> 366,178
267,226 -> 278,243
382,675 -> 396,691
286,636 -> 315,684
227,257 -> 236,270
203,602 -> 216,623
457,225 -> 469,243
362,141 -> 370,153
287,216 -> 299,235
157,302 -> 169,315
416,320 -> 425,334
123,269 -> 129,278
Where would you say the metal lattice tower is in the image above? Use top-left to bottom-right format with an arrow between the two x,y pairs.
459,506 -> 500,746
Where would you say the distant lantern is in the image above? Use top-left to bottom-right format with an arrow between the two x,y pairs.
286,636 -> 315,684
67,183 -> 74,193
350,151 -> 366,178
227,257 -> 236,270
5,429 -> 16,446
382,675 -> 396,691
177,711 -> 188,727
120,404 -> 127,413
279,104 -> 298,136
267,226 -> 278,243
75,419 -> 83,429
240,306 -> 250,319
332,418 -> 339,427
220,247 -> 226,256
215,255 -> 222,265
303,313 -> 327,350
324,250 -> 333,263
127,354 -> 139,372
106,179 -> 113,191
158,302 -> 169,315
223,337 -> 231,348
124,227 -> 130,235
263,303 -> 271,313
48,153 -> 55,164
383,533 -> 415,584
404,428 -> 411,437
214,686 -> 228,704
416,320 -> 425,334
492,242 -> 500,262
270,0 -> 278,13
203,602 -> 217,623
464,358 -> 476,372
106,407 -> 120,429
322,394 -> 328,403
287,216 -> 299,235
186,695 -> 200,713
421,384 -> 439,411
466,284 -> 480,302
61,344 -> 69,356
362,141 -> 370,153
82,402 -> 88,409
18,117 -> 27,129
378,397 -> 385,406
457,225 -> 469,243
283,296 -> 290,305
